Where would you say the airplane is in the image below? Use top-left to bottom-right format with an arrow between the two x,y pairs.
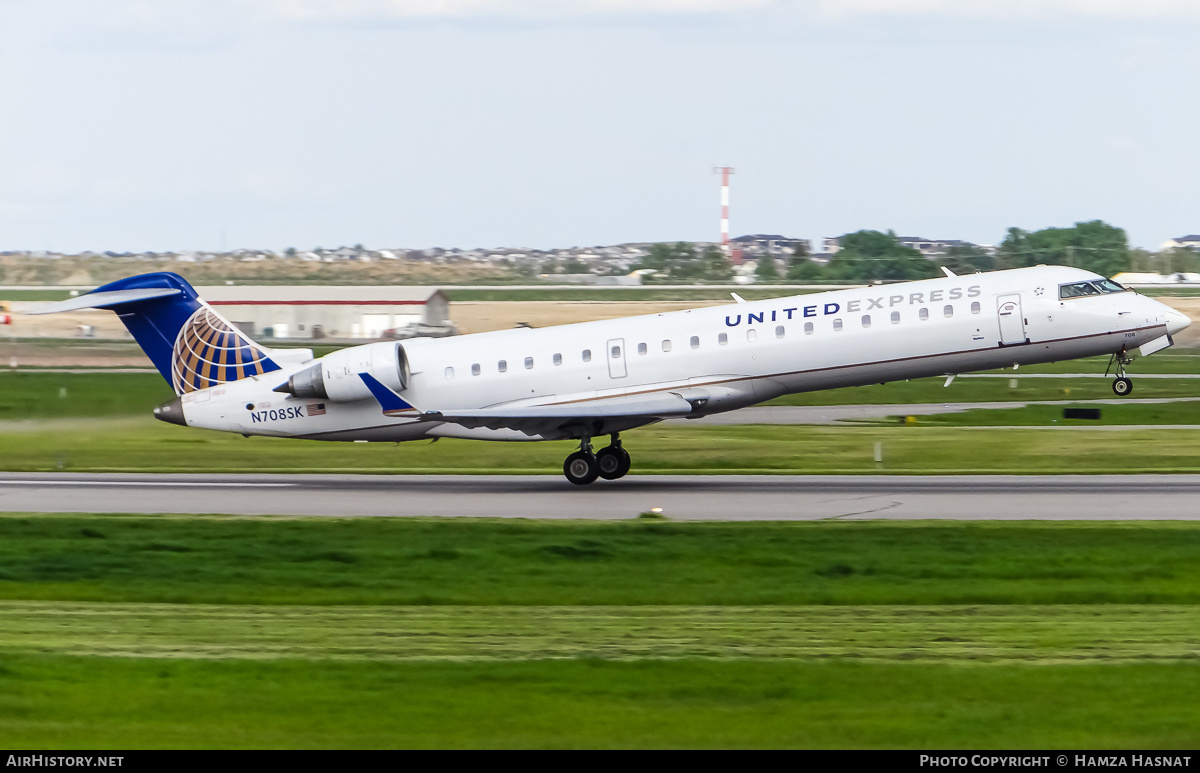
32,265 -> 1191,484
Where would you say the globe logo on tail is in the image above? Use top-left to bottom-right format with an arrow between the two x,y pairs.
170,307 -> 278,394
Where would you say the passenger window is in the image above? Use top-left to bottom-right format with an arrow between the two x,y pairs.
662,340 -> 672,352
690,336 -> 700,349
804,322 -> 814,335
445,367 -> 454,379
718,333 -> 728,345
862,315 -> 871,328
919,308 -> 929,321
471,363 -> 481,376
498,360 -> 507,373
582,349 -> 592,362
944,305 -> 954,318
525,357 -> 534,369
971,301 -> 981,314
891,311 -> 900,324
775,325 -> 785,338
747,329 -> 757,342
833,319 -> 843,331
553,353 -> 562,366
611,345 -> 621,359
638,343 -> 647,355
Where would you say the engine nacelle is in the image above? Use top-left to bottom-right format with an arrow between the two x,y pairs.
275,341 -> 409,402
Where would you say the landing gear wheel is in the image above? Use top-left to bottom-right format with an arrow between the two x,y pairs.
596,446 -> 632,480
1112,377 -> 1133,397
564,451 -> 600,485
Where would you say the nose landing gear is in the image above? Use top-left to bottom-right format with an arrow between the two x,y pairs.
563,434 -> 631,485
1106,351 -> 1135,396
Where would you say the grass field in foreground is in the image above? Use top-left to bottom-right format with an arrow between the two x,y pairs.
1,656 -> 1197,749
4,517 -> 1200,605
3,601 -> 1199,662
4,417 -> 1200,474
3,517 -> 1199,749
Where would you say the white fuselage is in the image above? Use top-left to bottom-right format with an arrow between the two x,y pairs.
178,266 -> 1189,442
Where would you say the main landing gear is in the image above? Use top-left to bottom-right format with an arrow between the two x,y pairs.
1106,350 -> 1135,396
563,434 -> 632,485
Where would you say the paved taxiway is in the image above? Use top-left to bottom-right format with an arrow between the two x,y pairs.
684,396 -> 1200,425
3,472 -> 1200,520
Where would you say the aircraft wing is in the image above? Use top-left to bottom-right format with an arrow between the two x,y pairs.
419,392 -> 695,436
358,371 -> 700,437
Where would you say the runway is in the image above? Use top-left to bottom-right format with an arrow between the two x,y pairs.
3,472 -> 1200,520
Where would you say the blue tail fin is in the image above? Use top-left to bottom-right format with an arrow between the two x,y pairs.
34,272 -> 280,395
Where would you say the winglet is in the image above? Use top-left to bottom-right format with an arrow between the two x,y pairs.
358,373 -> 417,415
941,266 -> 957,277
731,292 -> 746,304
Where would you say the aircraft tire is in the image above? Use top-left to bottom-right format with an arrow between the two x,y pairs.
597,446 -> 632,480
564,451 -> 600,485
1112,377 -> 1133,396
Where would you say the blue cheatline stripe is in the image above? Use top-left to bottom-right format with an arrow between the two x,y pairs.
358,373 -> 416,413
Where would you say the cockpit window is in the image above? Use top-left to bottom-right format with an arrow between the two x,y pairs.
1059,282 -> 1100,299
1059,279 -> 1128,299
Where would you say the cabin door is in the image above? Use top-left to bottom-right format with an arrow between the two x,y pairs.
997,293 -> 1027,345
606,338 -> 628,378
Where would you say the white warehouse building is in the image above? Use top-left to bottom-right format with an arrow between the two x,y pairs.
197,285 -> 453,340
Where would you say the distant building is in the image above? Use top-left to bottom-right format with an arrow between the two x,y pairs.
1160,235 -> 1200,251
198,285 -> 452,340
823,235 -> 991,259
731,234 -> 812,257
1112,272 -> 1200,285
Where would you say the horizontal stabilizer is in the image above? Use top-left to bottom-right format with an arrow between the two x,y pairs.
27,287 -> 183,315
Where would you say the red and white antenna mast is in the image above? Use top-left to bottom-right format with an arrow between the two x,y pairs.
712,166 -> 736,263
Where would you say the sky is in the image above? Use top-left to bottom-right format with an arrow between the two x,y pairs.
3,0 -> 1200,253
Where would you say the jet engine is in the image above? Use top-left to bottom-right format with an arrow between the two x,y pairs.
274,341 -> 409,402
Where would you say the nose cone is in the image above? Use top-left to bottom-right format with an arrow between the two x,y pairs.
1165,307 -> 1192,336
153,395 -> 188,427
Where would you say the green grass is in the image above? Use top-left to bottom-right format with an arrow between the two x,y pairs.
5,417 -> 1200,474
0,289 -> 77,300
4,516 -> 1200,748
3,517 -> 1200,605
3,601 -> 1199,662
0,372 -> 175,420
1,655 -> 1197,749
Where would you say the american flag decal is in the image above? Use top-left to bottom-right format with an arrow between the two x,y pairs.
307,402 -> 326,416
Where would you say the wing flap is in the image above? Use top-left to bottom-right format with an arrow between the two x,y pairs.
420,392 -> 695,434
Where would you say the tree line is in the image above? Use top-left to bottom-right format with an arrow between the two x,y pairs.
635,220 -> 1137,283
